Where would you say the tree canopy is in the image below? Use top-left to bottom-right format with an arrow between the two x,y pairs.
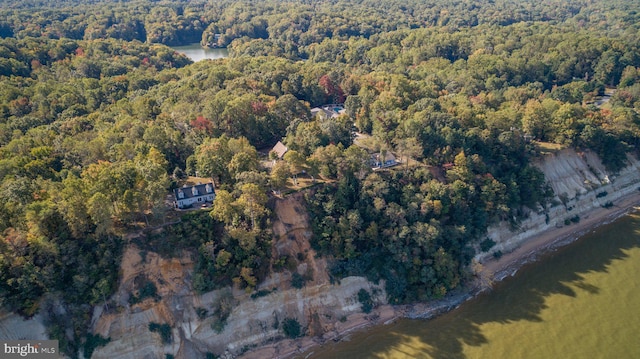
2,0 -> 640,356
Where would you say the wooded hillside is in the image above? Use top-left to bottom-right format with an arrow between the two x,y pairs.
1,0 -> 640,356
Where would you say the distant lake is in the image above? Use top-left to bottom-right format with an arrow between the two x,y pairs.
171,43 -> 228,62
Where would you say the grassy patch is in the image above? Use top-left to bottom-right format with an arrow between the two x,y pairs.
535,141 -> 565,154
281,176 -> 324,195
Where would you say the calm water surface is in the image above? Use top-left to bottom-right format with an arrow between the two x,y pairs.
171,43 -> 228,62
305,213 -> 640,358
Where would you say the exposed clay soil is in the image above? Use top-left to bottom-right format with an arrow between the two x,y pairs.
271,193 -> 330,286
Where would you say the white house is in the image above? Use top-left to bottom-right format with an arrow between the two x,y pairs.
370,152 -> 397,168
174,182 -> 216,209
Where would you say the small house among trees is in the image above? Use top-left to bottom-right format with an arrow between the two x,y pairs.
310,104 -> 345,119
370,152 -> 397,168
270,141 -> 289,160
174,183 -> 216,209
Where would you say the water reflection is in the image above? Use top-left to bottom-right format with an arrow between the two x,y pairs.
307,214 -> 640,358
170,43 -> 229,62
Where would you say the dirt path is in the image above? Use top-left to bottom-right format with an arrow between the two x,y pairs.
480,190 -> 640,281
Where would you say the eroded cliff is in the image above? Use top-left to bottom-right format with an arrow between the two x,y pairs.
478,148 -> 640,263
90,194 -> 385,359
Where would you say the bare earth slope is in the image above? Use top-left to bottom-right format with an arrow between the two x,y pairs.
479,149 -> 640,279
0,311 -> 48,341
91,193 -> 386,359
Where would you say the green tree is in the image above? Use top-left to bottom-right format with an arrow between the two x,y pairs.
340,145 -> 370,179
236,183 -> 268,230
394,137 -> 423,172
283,150 -> 306,186
270,160 -> 290,192
195,136 -> 231,183
210,189 -> 236,225
87,192 -> 113,235
56,175 -> 91,237
282,318 -> 302,339
311,144 -> 343,179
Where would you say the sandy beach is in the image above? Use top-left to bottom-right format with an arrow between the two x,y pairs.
480,190 -> 640,282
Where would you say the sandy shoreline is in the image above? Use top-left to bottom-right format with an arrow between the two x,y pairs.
481,190 -> 640,281
238,191 -> 640,359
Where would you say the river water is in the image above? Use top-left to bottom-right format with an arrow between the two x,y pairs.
305,213 -> 640,358
171,43 -> 228,62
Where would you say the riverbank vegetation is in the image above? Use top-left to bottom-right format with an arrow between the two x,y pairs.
1,0 -> 640,356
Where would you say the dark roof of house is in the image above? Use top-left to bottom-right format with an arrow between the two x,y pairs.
174,182 -> 215,200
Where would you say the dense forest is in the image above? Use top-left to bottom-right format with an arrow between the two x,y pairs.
1,0 -> 640,356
